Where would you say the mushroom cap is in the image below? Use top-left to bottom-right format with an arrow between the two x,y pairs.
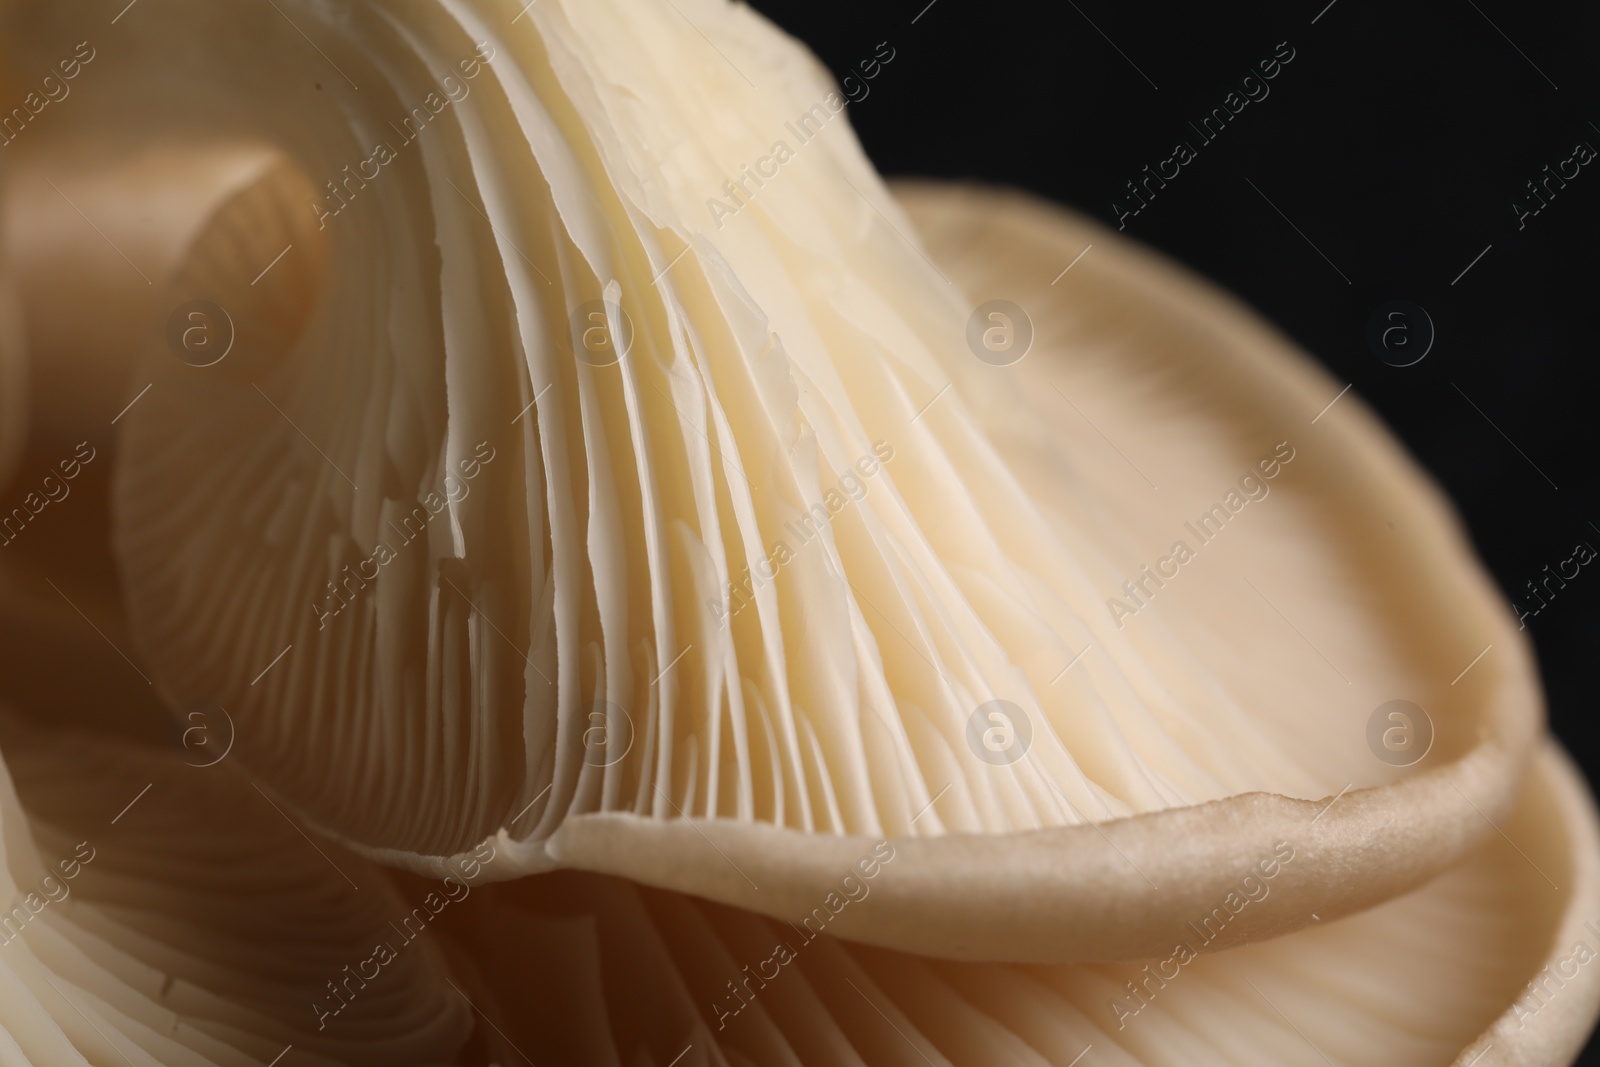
0,713 -> 471,1065
433,738 -> 1600,1067
535,180 -> 1548,962
0,0 -> 1534,962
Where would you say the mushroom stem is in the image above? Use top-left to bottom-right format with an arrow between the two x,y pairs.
2,140 -> 273,439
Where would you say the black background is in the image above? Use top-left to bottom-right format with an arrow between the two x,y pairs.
750,0 -> 1599,1058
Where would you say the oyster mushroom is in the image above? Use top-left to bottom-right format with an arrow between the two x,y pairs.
0,0 -> 1581,969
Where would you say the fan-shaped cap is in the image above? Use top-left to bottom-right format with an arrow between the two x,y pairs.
537,180 -> 1551,962
436,739 -> 1600,1066
0,712 -> 472,1065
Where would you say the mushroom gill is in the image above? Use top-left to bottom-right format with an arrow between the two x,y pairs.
0,0 -> 1559,967
0,713 -> 471,1065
